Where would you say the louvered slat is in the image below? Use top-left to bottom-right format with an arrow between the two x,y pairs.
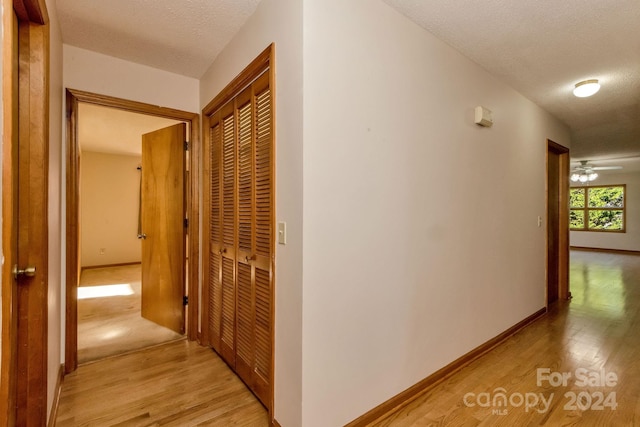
236,263 -> 253,366
210,124 -> 221,243
222,114 -> 235,248
238,101 -> 253,253
221,258 -> 235,349
255,88 -> 272,257
254,268 -> 271,381
208,124 -> 222,347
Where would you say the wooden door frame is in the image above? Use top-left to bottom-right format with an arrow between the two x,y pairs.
546,139 -> 570,304
64,89 -> 200,373
1,0 -> 49,424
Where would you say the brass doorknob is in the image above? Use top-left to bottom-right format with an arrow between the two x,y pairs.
137,233 -> 147,240
13,265 -> 36,280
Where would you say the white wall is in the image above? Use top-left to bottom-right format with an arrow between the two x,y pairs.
64,45 -> 199,113
80,152 -> 142,267
302,1 -> 570,425
199,0 -> 303,425
570,172 -> 640,251
47,0 -> 64,419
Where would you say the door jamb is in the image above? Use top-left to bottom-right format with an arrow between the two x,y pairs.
546,139 -> 570,305
64,89 -> 200,373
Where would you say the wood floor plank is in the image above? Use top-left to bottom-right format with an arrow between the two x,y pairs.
56,340 -> 268,426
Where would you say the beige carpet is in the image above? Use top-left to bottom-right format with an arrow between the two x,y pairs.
78,264 -> 184,364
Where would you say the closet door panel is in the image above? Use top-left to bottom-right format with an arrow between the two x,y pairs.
219,102 -> 237,365
235,87 -> 256,383
207,119 -> 223,350
251,72 -> 273,405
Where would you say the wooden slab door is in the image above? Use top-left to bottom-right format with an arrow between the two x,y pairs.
140,123 -> 186,334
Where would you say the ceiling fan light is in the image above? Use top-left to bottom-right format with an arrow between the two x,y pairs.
573,79 -> 600,97
579,174 -> 589,183
571,173 -> 580,182
588,173 -> 598,181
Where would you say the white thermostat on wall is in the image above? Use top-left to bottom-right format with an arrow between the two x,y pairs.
474,106 -> 493,127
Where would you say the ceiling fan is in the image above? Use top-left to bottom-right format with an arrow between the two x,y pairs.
570,160 -> 622,183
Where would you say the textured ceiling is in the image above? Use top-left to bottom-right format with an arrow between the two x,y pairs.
78,103 -> 182,156
60,1 -> 640,170
56,0 -> 262,78
384,0 -> 640,167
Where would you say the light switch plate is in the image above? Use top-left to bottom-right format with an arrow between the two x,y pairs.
278,221 -> 287,245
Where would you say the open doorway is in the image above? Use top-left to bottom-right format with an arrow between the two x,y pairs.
65,89 -> 200,373
76,103 -> 185,363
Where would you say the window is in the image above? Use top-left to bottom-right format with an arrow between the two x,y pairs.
570,185 -> 625,232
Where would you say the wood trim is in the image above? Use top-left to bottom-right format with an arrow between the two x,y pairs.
345,308 -> 548,426
67,89 -> 197,121
80,262 -> 142,271
570,246 -> 640,256
13,0 -> 48,25
187,114 -> 201,342
546,140 -> 570,302
272,420 -> 282,427
0,4 -> 18,426
202,44 -> 273,116
47,365 -> 64,427
65,89 -> 200,373
557,146 -> 570,301
64,90 -> 79,374
268,43 -> 277,422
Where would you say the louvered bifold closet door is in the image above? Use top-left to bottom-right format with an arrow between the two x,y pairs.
219,101 -> 238,366
203,63 -> 273,410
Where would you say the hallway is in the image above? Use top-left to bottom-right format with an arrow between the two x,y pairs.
372,250 -> 640,426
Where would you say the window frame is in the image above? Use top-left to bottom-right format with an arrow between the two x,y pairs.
570,184 -> 626,232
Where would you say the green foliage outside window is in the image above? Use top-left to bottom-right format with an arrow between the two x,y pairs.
570,188 -> 585,208
570,185 -> 625,232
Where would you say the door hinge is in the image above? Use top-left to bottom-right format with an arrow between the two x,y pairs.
183,296 -> 189,306
184,218 -> 189,228
184,141 -> 189,151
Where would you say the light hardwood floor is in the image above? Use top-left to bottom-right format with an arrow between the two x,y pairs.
371,251 -> 640,426
56,340 -> 269,426
57,251 -> 639,426
78,265 -> 183,363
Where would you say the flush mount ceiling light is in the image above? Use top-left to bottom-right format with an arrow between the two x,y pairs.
573,79 -> 600,97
